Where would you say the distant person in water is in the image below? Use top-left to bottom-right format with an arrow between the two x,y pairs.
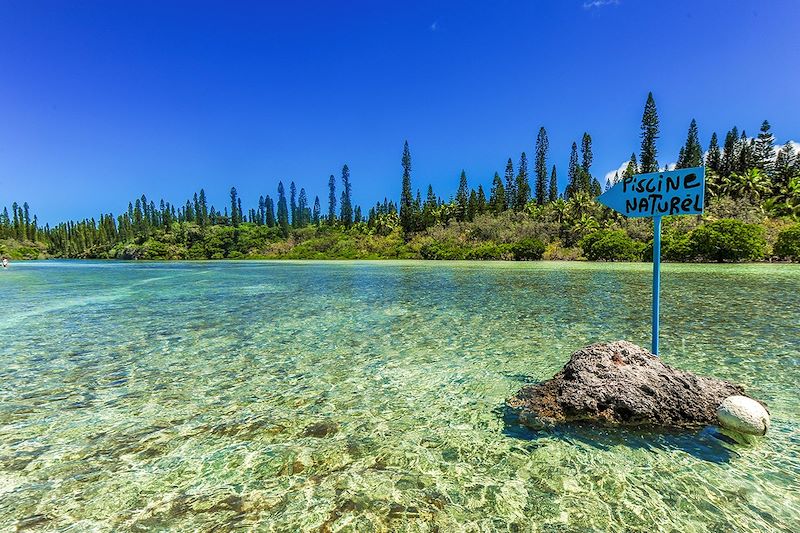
1,257 -> 8,268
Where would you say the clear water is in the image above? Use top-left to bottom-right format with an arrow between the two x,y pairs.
0,260 -> 798,532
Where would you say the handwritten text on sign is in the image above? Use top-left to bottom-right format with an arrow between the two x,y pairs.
598,166 -> 705,218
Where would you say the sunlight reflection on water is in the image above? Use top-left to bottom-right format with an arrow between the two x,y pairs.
0,260 -> 798,531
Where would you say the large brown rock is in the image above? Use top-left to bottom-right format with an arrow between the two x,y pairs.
507,341 -> 748,429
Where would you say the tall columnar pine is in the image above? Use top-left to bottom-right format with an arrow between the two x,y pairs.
476,184 -> 487,214
504,158 -> 516,211
193,193 -> 200,223
489,172 -> 506,214
773,142 -> 797,193
229,187 -> 239,227
312,196 -> 321,225
721,127 -> 739,177
340,164 -> 353,228
298,188 -> 309,227
265,195 -> 276,227
455,170 -> 469,221
257,195 -> 266,225
639,92 -> 660,173
566,142 -> 579,199
754,120 -> 775,174
706,133 -> 722,173
399,140 -> 415,233
677,118 -> 703,168
198,188 -> 208,226
580,133 -> 593,192
184,200 -> 195,223
276,181 -> 290,236
591,178 -> 602,197
738,130 -> 753,174
549,165 -> 558,202
467,189 -> 478,221
515,152 -> 530,210
535,127 -> 549,205
606,171 -> 619,191
237,198 -> 243,224
327,175 -> 337,224
289,181 -> 298,227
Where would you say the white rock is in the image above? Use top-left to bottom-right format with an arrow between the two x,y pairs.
716,395 -> 770,436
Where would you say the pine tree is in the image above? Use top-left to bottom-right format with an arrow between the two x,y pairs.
737,130 -> 752,174
706,133 -> 721,173
580,133 -> 593,192
340,164 -> 353,227
489,172 -> 506,214
277,181 -> 289,236
515,152 -> 530,210
327,174 -> 337,224
467,189 -> 478,221
229,187 -> 239,227
504,158 -> 516,210
754,120 -> 775,174
476,184 -> 487,214
639,92 -> 660,173
193,192 -> 200,224
677,118 -> 702,168
623,153 -> 638,179
312,196 -> 321,225
257,195 -> 266,225
456,170 -> 469,221
298,188 -> 309,227
289,182 -> 298,227
721,127 -> 739,177
535,127 -> 549,205
566,142 -> 579,199
773,142 -> 796,193
399,141 -> 415,233
548,165 -> 558,202
422,184 -> 437,228
265,195 -> 276,227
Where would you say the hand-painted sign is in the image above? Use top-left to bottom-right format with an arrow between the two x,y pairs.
597,167 -> 705,217
596,165 -> 705,357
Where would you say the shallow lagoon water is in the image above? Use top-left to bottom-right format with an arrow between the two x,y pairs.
0,260 -> 798,531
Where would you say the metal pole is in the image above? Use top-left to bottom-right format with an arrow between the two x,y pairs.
652,216 -> 662,356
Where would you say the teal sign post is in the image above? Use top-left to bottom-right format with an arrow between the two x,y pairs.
598,166 -> 705,355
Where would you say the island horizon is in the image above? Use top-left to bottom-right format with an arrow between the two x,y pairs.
3,93 -> 800,264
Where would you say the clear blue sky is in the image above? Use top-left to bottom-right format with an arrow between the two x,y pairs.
2,0 -> 799,224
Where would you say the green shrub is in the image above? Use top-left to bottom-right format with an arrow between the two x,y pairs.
643,230 -> 694,262
419,240 -> 466,260
465,242 -> 512,260
689,219 -> 766,262
774,223 -> 800,261
580,230 -> 645,261
510,238 -> 545,260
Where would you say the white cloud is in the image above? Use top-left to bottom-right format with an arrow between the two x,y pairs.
604,160 -> 629,184
583,0 -> 619,8
774,140 -> 800,156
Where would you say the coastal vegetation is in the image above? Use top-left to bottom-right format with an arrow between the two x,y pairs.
3,94 -> 799,262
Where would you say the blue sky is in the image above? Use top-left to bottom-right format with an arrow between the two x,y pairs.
2,0 -> 799,224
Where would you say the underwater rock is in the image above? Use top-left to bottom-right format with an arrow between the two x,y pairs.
303,420 -> 339,438
717,395 -> 770,435
507,340 -> 755,429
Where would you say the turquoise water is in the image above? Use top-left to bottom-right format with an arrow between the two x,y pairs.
0,260 -> 798,532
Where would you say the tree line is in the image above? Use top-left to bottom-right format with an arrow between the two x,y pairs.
2,92 -> 799,261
